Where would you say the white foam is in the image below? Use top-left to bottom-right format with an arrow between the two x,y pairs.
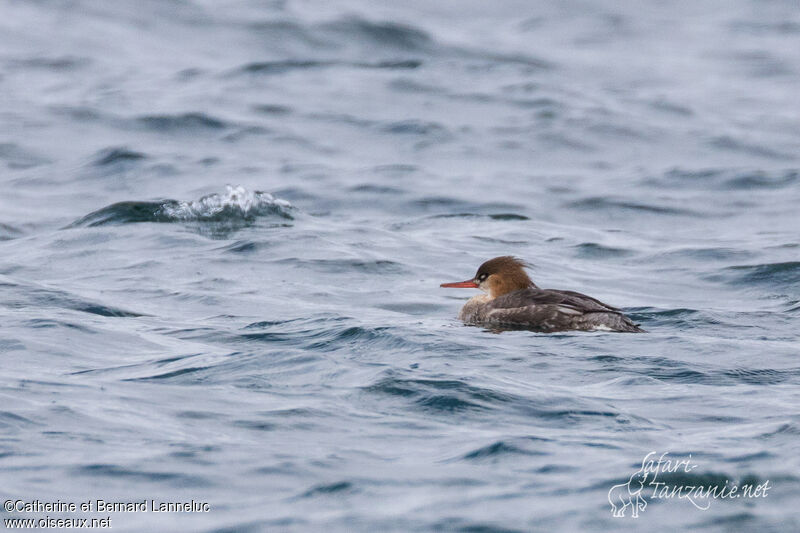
159,185 -> 292,220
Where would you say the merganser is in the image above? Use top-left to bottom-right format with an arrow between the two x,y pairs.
440,256 -> 643,332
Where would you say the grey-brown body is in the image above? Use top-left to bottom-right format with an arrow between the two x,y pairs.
442,256 -> 644,333
458,287 -> 643,333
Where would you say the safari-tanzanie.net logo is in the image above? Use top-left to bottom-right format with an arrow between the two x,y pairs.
607,451 -> 771,518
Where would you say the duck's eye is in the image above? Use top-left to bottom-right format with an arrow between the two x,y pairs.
477,273 -> 488,282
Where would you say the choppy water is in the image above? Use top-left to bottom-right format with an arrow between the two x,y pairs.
2,0 -> 799,531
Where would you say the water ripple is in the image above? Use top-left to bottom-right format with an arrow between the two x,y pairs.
92,146 -> 147,167
135,112 -> 228,132
724,262 -> 800,286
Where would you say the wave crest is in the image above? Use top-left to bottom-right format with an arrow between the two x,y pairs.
159,185 -> 292,222
70,185 -> 293,228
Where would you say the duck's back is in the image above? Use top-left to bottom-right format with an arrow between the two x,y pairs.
459,287 -> 643,332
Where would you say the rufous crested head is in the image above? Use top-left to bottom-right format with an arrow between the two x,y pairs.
441,256 -> 536,298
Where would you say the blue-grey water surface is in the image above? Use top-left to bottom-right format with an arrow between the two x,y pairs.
1,0 -> 799,531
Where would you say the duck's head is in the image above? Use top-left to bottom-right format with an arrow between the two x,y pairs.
440,256 -> 536,298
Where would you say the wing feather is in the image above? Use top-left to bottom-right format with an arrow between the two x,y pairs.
490,287 -> 622,314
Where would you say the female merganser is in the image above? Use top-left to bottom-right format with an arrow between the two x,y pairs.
440,256 -> 643,332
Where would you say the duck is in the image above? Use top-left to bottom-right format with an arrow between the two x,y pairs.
440,256 -> 643,332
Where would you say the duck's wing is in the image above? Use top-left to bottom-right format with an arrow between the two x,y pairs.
482,288 -> 642,332
490,288 -> 622,314
544,289 -> 623,313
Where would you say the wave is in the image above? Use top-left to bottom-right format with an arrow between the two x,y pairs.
252,103 -> 293,115
709,136 -> 792,160
718,261 -> 800,287
269,258 -> 404,275
236,59 -> 421,75
0,411 -> 38,431
69,186 -> 294,228
725,170 -> 798,189
75,464 -> 209,486
658,168 -> 798,190
428,212 -> 530,221
363,372 -> 520,414
299,481 -> 355,498
92,146 -> 147,166
0,142 -> 51,169
135,112 -> 228,132
380,119 -> 449,137
0,222 -> 22,241
246,15 -> 549,73
572,242 -> 633,258
568,196 -> 700,216
460,439 -> 547,461
9,55 -> 90,70
1,277 -> 143,318
237,319 -> 411,353
319,17 -> 433,52
590,346 -> 800,385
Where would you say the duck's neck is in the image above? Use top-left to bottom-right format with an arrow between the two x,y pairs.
489,276 -> 537,299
